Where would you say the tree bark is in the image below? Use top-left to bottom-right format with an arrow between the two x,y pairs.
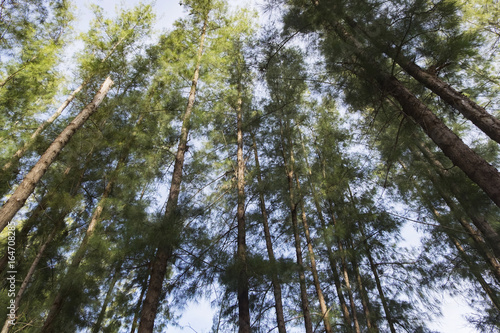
0,76 -> 113,233
380,74 -> 500,209
235,84 -> 251,333
294,172 -> 333,333
398,60 -> 500,144
137,16 -> 208,333
131,266 -> 151,333
349,237 -> 378,332
41,170 -> 117,333
251,133 -> 287,333
279,120 -> 313,333
92,261 -> 122,333
358,225 -> 397,333
414,142 -> 500,258
328,206 -> 361,333
2,83 -> 86,175
314,150 -> 354,330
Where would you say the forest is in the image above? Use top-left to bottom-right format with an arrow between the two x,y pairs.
0,0 -> 499,332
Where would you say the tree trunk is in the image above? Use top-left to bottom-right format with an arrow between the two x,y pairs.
400,158 -> 500,284
380,74 -> 500,209
137,16 -> 208,333
235,84 -> 251,333
313,149 -> 354,330
449,235 -> 500,312
349,237 -> 378,332
395,57 -> 500,145
92,261 -> 122,333
0,76 -> 113,233
294,172 -> 333,333
414,142 -> 500,258
331,213 -> 361,333
0,164 -> 85,275
251,133 -> 287,333
131,265 -> 152,333
279,121 -> 313,333
1,32 -> 131,176
358,225 -> 397,333
1,228 -> 56,333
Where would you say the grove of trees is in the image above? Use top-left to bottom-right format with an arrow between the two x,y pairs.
0,0 -> 499,332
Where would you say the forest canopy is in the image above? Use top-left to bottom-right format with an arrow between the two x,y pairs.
0,0 -> 499,332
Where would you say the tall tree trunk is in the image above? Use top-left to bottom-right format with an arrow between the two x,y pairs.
41,186 -> 112,331
399,159 -> 500,284
449,235 -> 500,312
1,32 -> 133,176
349,237 -> 378,332
131,266 -> 151,333
0,162 -> 86,275
279,121 -> 313,333
235,84 -> 251,333
425,204 -> 500,311
137,16 -> 208,333
380,74 -> 500,209
1,228 -> 56,333
328,205 -> 361,333
251,133 -> 287,333
92,261 -> 122,333
1,83 -> 85,174
398,60 -> 500,144
358,224 -> 397,333
294,172 -> 333,333
0,77 -> 113,233
414,142 -> 500,258
313,149 -> 354,330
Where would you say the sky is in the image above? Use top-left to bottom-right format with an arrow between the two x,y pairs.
69,1 -> 480,332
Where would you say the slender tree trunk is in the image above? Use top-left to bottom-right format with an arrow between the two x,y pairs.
279,121 -> 313,333
92,261 -> 122,333
313,149 -> 354,330
380,74 -> 500,209
449,235 -> 500,312
0,77 -> 113,233
400,158 -> 500,284
251,133 -> 287,333
137,16 -> 208,333
358,225 -> 397,333
235,84 -> 251,333
0,55 -> 37,88
294,172 -> 333,333
131,266 -> 151,333
1,228 -> 56,333
1,32 -> 133,176
349,237 -> 378,332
